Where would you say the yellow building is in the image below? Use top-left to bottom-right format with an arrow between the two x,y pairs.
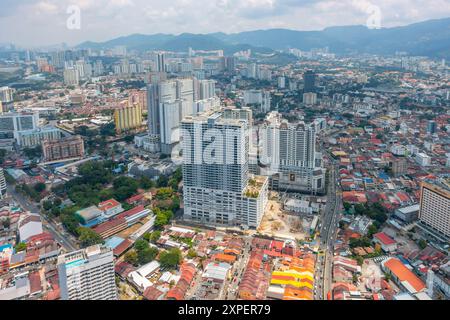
114,101 -> 143,134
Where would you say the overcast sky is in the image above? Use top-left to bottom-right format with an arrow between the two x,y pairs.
1,0 -> 449,47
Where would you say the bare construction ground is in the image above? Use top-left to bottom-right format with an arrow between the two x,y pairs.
257,200 -> 307,241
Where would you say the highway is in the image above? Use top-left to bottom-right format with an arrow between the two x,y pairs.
7,185 -> 78,252
315,155 -> 342,300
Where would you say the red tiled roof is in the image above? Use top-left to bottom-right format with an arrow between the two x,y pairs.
126,194 -> 144,204
98,199 -> 121,211
374,232 -> 396,245
113,239 -> 133,256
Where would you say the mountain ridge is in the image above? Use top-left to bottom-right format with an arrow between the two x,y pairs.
77,17 -> 450,58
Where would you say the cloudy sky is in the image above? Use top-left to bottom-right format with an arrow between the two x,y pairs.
1,0 -> 449,47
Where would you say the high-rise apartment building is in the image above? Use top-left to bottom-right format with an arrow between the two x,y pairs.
303,70 -> 317,93
198,80 -> 216,100
0,87 -> 14,103
51,51 -> 66,69
63,67 -> 79,86
155,53 -> 166,72
57,245 -> 118,300
259,112 -> 325,195
0,168 -> 6,200
419,181 -> 450,239
114,101 -> 143,134
42,135 -> 84,162
303,92 -> 318,105
181,107 -> 268,228
147,78 -> 197,154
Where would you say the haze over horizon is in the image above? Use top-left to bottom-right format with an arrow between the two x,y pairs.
1,0 -> 450,48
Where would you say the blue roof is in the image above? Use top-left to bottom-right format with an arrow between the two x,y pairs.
378,172 -> 390,180
105,236 -> 125,249
0,243 -> 13,252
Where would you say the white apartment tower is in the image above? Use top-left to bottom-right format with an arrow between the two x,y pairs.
63,67 -> 79,86
181,107 -> 268,228
259,111 -> 326,195
419,181 -> 450,240
57,245 -> 118,300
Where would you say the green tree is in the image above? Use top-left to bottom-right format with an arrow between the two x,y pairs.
418,239 -> 427,250
343,202 -> 352,212
77,227 -> 104,248
61,213 -> 81,235
149,231 -> 161,243
50,206 -> 61,217
156,175 -> 168,188
15,242 -> 27,252
187,249 -> 197,259
34,182 -> 46,193
139,176 -> 154,190
124,250 -> 138,266
138,247 -> 159,265
43,200 -> 53,211
159,248 -> 182,269
2,218 -> 10,229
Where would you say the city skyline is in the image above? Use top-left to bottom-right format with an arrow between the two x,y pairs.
1,0 -> 450,47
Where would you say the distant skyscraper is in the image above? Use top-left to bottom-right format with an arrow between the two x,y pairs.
303,70 -> 317,93
225,56 -> 236,73
51,51 -> 65,69
156,53 -> 166,72
146,78 -> 196,154
277,76 -> 286,89
198,80 -> 216,100
63,68 -> 79,86
427,120 -> 437,135
303,92 -> 317,105
57,245 -> 117,300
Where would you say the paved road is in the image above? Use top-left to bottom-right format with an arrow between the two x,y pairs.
7,185 -> 78,252
315,155 -> 342,300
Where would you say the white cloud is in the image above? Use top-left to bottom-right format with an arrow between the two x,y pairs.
0,0 -> 448,47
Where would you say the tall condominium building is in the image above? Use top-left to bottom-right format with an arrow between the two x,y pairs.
0,86 -> 14,103
419,181 -> 450,239
277,76 -> 286,89
57,245 -> 118,300
42,135 -> 84,162
155,53 -> 166,72
181,107 -> 268,228
225,56 -> 236,73
259,111 -> 325,195
0,168 -> 6,200
198,80 -> 216,100
243,89 -> 271,113
303,92 -> 317,105
303,70 -> 317,93
114,101 -> 143,134
147,78 -> 197,154
63,67 -> 79,86
51,51 -> 66,69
